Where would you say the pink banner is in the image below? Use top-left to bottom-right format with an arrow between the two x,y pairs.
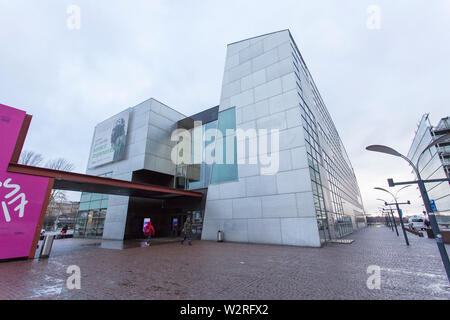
0,104 -> 49,260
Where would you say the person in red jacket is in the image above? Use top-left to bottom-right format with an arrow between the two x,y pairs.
144,221 -> 155,246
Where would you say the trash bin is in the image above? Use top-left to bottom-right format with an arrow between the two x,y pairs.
217,230 -> 224,242
442,230 -> 450,244
39,234 -> 55,259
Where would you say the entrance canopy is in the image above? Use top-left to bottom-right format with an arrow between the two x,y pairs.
8,163 -> 203,200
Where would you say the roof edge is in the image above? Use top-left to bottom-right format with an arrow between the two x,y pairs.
227,29 -> 291,46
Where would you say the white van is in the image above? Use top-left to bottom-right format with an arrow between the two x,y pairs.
408,216 -> 426,230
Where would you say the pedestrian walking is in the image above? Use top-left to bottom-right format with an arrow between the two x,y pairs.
144,221 -> 155,246
181,216 -> 193,246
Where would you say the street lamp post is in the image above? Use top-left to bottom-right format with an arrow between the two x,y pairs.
377,198 -> 399,236
380,207 -> 393,231
385,210 -> 394,231
384,213 -> 391,228
375,187 -> 410,246
382,212 -> 388,227
366,132 -> 450,282
383,212 -> 391,228
387,206 -> 399,235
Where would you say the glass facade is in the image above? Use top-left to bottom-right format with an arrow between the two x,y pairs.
175,107 -> 239,189
179,107 -> 238,189
191,210 -> 204,239
290,35 -> 364,240
323,153 -> 354,237
210,107 -> 238,185
299,98 -> 330,242
75,172 -> 112,238
407,115 -> 450,222
187,120 -> 218,190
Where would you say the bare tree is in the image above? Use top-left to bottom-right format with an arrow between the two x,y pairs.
45,158 -> 75,172
19,150 -> 44,166
18,152 -> 77,230
44,158 -> 76,225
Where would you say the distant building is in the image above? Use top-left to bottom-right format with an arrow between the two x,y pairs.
45,201 -> 79,230
366,215 -> 407,225
407,114 -> 450,223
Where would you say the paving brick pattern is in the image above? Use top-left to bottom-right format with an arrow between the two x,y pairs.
0,226 -> 449,300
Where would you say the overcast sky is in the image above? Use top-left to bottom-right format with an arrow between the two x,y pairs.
1,0 -> 449,216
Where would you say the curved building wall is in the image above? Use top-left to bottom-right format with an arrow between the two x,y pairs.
408,114 -> 450,220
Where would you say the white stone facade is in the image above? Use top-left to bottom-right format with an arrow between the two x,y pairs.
202,30 -> 322,247
86,98 -> 185,240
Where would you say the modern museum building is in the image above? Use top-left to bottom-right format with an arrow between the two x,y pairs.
408,114 -> 450,222
74,30 -> 367,247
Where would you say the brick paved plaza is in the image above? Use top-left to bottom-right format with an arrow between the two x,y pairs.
0,226 -> 449,300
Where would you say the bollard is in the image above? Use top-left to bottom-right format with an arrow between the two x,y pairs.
217,230 -> 224,242
39,234 -> 56,259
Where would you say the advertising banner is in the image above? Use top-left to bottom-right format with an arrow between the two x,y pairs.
0,104 -> 50,260
88,110 -> 130,169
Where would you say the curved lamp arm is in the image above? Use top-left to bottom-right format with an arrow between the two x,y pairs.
376,198 -> 390,207
395,185 -> 411,199
374,186 -> 396,201
366,145 -> 420,178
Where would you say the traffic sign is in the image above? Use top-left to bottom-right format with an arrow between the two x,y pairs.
430,200 -> 438,212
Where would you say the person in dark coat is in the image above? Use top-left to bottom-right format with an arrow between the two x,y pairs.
181,216 -> 193,246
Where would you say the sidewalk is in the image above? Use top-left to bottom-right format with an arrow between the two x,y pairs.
0,226 -> 449,300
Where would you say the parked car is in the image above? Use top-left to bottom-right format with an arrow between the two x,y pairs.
408,216 -> 426,231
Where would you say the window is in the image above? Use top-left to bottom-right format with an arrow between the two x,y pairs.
75,172 -> 112,238
187,120 -> 218,190
211,107 -> 238,184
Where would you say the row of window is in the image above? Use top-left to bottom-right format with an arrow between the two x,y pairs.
210,107 -> 238,184
292,44 -> 362,208
294,62 -> 361,210
324,152 -> 354,237
75,209 -> 107,238
290,38 -> 358,238
316,123 -> 361,206
75,172 -> 112,238
176,108 -> 239,190
290,45 -> 361,209
178,120 -> 218,190
298,90 -> 330,241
